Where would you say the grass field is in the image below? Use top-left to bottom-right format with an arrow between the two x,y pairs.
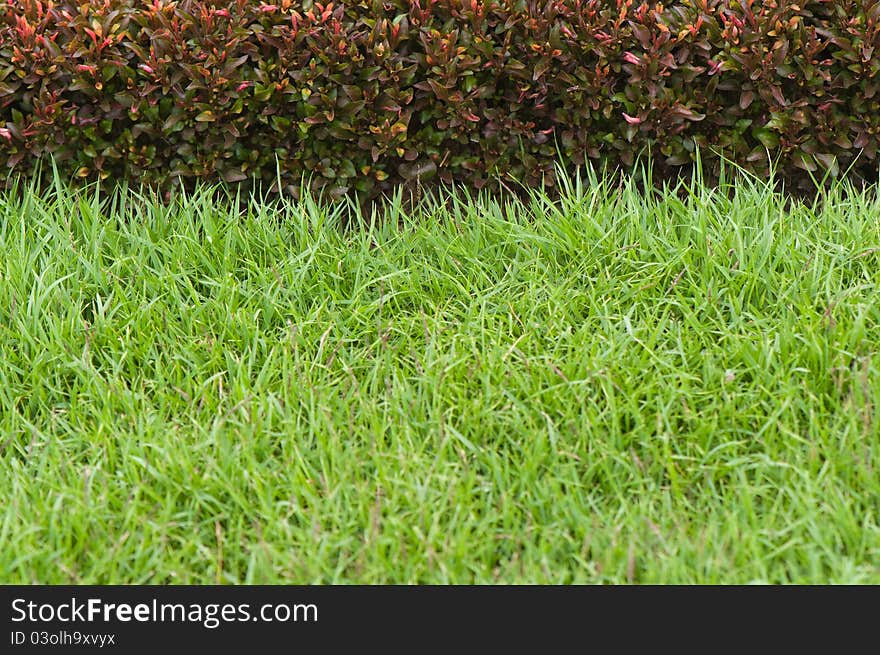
1,170 -> 878,583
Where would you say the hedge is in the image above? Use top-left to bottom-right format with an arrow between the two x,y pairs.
2,0 -> 879,199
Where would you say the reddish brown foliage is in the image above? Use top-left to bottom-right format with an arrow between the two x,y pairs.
2,0 -> 879,198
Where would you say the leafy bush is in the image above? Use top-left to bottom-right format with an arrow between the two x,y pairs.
2,0 -> 879,198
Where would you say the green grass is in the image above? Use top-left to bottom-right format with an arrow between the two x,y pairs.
1,169 -> 878,584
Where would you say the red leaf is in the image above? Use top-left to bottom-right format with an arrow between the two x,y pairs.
769,85 -> 787,106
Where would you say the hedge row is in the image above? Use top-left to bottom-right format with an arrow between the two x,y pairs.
2,0 -> 879,198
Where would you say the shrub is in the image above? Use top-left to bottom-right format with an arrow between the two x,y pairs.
2,0 -> 879,199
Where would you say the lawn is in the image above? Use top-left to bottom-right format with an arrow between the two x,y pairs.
1,170 -> 878,583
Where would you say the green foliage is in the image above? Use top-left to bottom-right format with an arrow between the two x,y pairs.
2,171 -> 880,583
2,0 -> 879,197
